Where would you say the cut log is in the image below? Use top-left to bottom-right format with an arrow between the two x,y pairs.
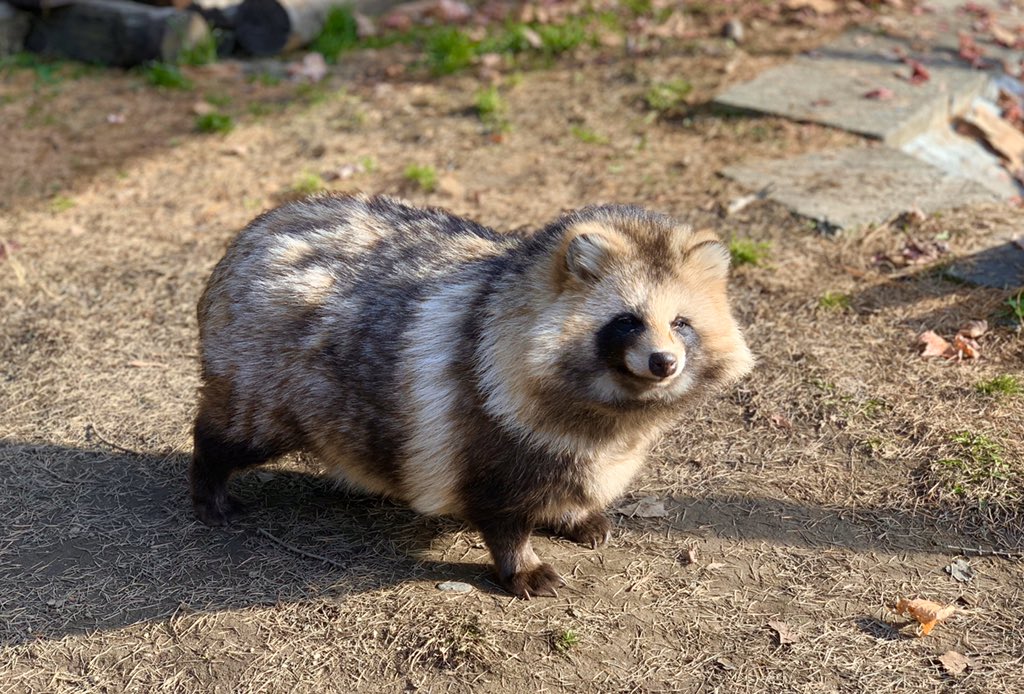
233,0 -> 333,56
24,0 -> 211,66
190,0 -> 240,33
0,1 -> 31,56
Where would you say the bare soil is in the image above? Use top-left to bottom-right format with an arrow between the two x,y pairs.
2,5 -> 1022,692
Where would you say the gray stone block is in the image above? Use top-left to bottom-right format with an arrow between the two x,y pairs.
722,147 -> 999,230
715,30 -> 989,146
946,239 -> 1024,290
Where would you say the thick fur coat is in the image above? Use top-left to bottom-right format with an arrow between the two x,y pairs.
191,194 -> 754,597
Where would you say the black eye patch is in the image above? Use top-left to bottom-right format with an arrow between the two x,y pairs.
596,312 -> 644,371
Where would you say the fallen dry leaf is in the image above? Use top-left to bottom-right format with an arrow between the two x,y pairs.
784,0 -> 837,14
961,106 -> 1024,173
768,620 -> 800,645
615,496 -> 669,518
894,597 -> 956,636
864,87 -> 895,100
957,320 -> 989,339
989,24 -> 1019,49
958,32 -> 985,69
937,650 -> 971,675
945,558 -> 974,583
951,334 -> 981,360
904,58 -> 931,85
918,330 -> 953,358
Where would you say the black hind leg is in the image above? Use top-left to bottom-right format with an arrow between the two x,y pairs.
190,414 -> 282,527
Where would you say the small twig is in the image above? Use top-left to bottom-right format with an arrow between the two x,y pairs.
257,528 -> 348,569
945,545 -> 1023,560
85,423 -> 144,456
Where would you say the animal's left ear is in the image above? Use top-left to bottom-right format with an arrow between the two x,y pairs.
683,231 -> 731,283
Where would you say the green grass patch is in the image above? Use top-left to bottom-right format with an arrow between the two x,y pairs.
427,28 -> 477,75
290,172 -> 326,196
312,6 -> 360,62
1,52 -> 67,86
195,112 -> 233,134
976,375 -> 1022,397
552,628 -> 581,653
357,155 -> 378,173
404,164 -> 438,192
203,91 -> 232,108
50,195 -> 75,213
818,291 -> 851,311
145,62 -> 192,90
728,239 -> 771,267
570,125 -> 609,145
644,79 -> 693,114
1006,290 -> 1024,327
474,86 -> 510,132
934,431 -> 1020,505
179,33 -> 218,66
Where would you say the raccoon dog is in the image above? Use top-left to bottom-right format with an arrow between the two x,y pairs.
191,194 -> 753,598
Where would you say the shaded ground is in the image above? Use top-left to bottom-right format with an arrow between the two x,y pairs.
1,3 -> 1023,692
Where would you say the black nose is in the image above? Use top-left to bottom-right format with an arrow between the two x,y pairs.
648,352 -> 678,379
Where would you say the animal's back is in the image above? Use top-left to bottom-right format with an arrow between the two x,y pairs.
197,194 -> 514,497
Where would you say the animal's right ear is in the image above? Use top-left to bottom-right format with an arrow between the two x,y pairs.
556,223 -> 624,286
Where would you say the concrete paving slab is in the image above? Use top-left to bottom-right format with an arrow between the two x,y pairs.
722,146 -> 999,230
715,30 -> 989,146
946,238 -> 1024,289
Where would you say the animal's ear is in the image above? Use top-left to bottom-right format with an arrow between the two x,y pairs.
557,223 -> 625,286
684,231 -> 731,283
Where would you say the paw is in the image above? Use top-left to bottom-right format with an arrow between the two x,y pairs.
192,493 -> 246,527
558,512 -> 612,549
501,563 -> 566,599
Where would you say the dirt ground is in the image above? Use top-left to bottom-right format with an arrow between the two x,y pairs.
2,3 -> 1023,692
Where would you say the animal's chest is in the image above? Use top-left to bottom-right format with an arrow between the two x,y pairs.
583,447 -> 646,508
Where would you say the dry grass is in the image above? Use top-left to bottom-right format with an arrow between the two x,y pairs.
1,5 -> 1022,692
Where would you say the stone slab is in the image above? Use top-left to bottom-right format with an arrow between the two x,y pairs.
722,147 -> 999,230
715,30 -> 989,146
946,238 -> 1024,289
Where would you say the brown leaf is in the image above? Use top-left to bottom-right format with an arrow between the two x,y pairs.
957,320 -> 989,339
784,0 -> 837,14
767,620 -> 800,645
952,334 -> 981,360
960,106 -> 1024,173
938,650 -> 971,675
894,598 -> 956,636
918,330 -> 953,358
990,24 -> 1018,48
905,59 -> 931,85
864,87 -> 895,100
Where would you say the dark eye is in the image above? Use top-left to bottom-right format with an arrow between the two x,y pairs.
672,317 -> 691,332
614,313 -> 643,332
